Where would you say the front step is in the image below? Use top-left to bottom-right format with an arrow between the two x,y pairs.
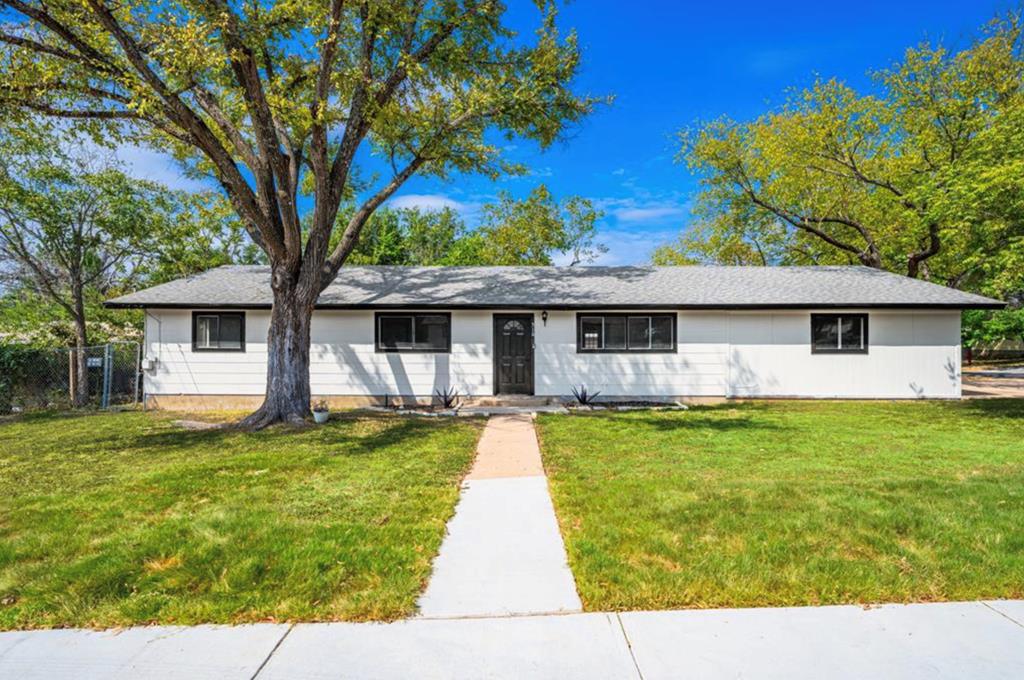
468,395 -> 560,407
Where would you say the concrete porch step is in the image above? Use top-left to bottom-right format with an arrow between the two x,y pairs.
468,396 -> 560,407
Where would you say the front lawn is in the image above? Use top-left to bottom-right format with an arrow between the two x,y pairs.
537,400 -> 1024,611
0,411 -> 482,629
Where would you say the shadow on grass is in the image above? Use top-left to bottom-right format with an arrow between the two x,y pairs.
129,412 -> 460,458
0,408 -> 121,427
958,398 -> 1024,420
573,402 -> 786,434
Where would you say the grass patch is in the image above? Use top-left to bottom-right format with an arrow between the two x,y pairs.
0,410 -> 482,629
537,400 -> 1024,611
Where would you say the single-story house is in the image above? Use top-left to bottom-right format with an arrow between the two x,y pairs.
106,265 -> 1003,408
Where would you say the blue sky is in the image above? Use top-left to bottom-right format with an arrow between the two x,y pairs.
126,0 -> 1011,264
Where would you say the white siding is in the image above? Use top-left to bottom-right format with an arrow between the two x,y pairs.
143,309 -> 494,396
143,308 -> 962,400
534,311 -> 727,397
725,310 -> 961,398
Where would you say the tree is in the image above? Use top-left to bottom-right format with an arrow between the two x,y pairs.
668,15 -> 1024,297
0,0 -> 597,426
0,137 -> 173,405
142,193 -> 265,284
465,185 -> 605,265
345,187 -> 605,266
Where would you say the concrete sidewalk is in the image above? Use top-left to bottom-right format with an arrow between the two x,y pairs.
415,414 -> 582,618
2,600 -> 1022,679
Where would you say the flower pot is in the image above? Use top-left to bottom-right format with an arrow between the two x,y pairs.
312,410 -> 330,424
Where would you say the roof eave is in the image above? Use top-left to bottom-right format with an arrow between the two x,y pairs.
103,301 -> 1007,311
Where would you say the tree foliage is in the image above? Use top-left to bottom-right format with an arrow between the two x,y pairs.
665,14 -> 1024,302
466,185 -> 605,265
0,128 -> 259,352
330,185 -> 604,266
0,0 -> 599,424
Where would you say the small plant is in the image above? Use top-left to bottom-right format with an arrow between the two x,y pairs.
311,399 -> 330,423
434,386 -> 460,409
571,384 -> 602,405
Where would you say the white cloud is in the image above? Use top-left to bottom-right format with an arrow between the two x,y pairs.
614,206 -> 686,223
611,167 -> 626,176
114,144 -> 211,192
591,194 -> 690,226
590,227 -> 680,266
389,193 -> 469,213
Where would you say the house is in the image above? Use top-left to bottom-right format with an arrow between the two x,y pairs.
105,265 -> 1003,408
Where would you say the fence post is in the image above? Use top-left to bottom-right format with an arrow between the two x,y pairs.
133,342 -> 141,407
68,349 -> 76,405
101,344 -> 113,409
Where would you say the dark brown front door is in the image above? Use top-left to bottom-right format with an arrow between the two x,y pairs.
493,314 -> 534,395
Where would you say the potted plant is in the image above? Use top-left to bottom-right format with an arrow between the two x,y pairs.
311,399 -> 330,424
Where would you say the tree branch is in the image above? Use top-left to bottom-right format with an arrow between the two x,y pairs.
906,222 -> 941,278
81,0 -> 285,260
321,154 -> 428,285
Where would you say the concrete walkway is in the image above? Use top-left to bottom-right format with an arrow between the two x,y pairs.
416,414 -> 582,618
2,600 -> 1023,679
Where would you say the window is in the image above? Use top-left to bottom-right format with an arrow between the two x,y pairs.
576,314 -> 676,353
376,313 -> 451,352
192,312 -> 245,352
811,314 -> 868,353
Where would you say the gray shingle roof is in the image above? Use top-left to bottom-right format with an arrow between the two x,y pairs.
105,265 -> 1004,309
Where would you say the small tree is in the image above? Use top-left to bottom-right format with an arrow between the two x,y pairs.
0,138 -> 171,406
0,0 -> 598,426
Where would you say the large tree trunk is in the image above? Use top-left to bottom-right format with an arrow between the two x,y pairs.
71,305 -> 89,409
240,272 -> 316,429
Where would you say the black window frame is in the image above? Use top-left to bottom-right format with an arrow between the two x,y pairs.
191,311 -> 246,352
575,313 -> 677,354
375,312 -> 452,354
810,313 -> 869,354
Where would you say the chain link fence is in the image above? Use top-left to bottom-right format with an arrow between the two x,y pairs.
0,342 -> 141,414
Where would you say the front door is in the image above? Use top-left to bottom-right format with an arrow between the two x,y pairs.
493,314 -> 534,395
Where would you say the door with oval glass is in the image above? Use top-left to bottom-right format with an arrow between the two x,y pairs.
493,314 -> 534,395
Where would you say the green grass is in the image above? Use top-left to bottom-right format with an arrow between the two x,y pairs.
537,400 -> 1024,611
0,410 -> 482,629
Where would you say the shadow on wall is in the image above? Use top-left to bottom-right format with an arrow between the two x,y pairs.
325,336 -> 454,399
535,351 -> 696,396
327,343 -> 381,395
432,353 -> 450,396
384,353 -> 414,397
727,348 -> 779,397
945,356 -> 959,388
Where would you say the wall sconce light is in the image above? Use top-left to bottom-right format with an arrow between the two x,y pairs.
541,310 -> 548,326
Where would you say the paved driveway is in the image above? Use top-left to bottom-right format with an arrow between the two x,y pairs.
964,365 -> 1024,397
